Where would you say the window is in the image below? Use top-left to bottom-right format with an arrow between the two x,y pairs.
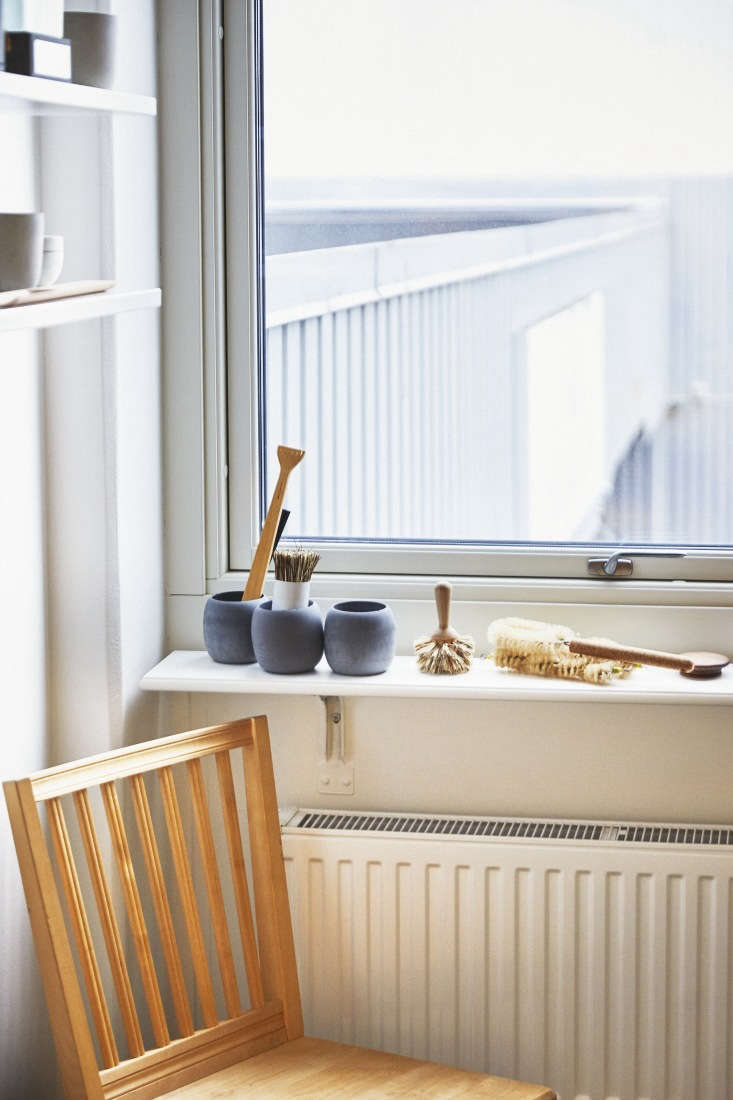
224,0 -> 733,582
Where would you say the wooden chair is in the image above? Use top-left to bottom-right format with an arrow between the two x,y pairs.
5,716 -> 556,1099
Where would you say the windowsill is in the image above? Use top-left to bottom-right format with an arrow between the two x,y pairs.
142,651 -> 733,706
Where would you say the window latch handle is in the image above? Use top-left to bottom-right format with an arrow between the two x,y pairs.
587,549 -> 686,578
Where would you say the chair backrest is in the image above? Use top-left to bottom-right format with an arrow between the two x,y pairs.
3,716 -> 303,1100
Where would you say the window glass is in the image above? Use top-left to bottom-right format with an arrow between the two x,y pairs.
262,0 -> 733,548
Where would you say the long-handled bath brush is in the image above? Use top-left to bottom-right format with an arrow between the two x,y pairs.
489,617 -> 729,684
415,583 -> 475,674
489,618 -> 632,685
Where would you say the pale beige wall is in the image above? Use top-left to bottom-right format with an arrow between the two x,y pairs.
166,692 -> 733,826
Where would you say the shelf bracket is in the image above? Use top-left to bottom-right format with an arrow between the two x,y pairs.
317,696 -> 354,796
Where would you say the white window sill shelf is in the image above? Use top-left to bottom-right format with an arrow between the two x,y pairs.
0,288 -> 161,332
142,651 -> 733,706
0,72 -> 156,116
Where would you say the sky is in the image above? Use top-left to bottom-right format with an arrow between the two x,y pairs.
264,0 -> 733,179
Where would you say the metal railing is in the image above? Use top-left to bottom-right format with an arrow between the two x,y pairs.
263,201 -> 669,542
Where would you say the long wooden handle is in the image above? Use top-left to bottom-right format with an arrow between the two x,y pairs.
432,583 -> 458,642
568,639 -> 693,672
242,446 -> 304,601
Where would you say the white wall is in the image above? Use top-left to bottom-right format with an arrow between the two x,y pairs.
0,112 -> 57,1100
165,690 -> 733,828
0,3 -> 162,1097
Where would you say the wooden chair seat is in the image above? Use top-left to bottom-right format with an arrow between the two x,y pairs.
163,1036 -> 554,1098
5,717 -> 556,1100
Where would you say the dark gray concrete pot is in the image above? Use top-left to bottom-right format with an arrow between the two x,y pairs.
252,600 -> 324,674
203,591 -> 264,664
324,600 -> 396,675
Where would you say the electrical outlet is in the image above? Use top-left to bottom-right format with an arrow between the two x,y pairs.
317,759 -> 354,796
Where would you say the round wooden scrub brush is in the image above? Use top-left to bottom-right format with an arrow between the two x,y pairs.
414,583 -> 475,674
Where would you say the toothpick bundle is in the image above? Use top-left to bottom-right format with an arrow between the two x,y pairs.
273,549 -> 320,583
272,548 -> 321,610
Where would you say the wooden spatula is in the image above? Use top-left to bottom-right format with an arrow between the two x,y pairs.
242,445 -> 305,601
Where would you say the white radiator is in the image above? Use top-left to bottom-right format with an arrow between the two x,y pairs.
281,810 -> 733,1100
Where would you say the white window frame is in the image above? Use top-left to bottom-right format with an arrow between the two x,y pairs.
160,0 -> 733,638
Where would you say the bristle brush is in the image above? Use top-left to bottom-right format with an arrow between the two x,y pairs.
489,617 -> 729,684
415,583 -> 474,674
489,617 -> 626,685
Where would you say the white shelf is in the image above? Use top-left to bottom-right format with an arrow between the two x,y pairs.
142,651 -> 733,706
0,72 -> 156,116
0,288 -> 161,331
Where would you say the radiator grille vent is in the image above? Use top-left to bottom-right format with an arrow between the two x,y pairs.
290,811 -> 733,847
615,824 -> 733,846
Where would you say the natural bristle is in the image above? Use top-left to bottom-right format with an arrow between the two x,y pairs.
414,635 -> 474,675
273,549 -> 320,582
488,616 -> 633,685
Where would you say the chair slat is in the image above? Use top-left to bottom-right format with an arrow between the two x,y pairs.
5,780 -> 104,1099
129,774 -> 195,1038
47,797 -> 119,1068
73,789 -> 144,1058
187,758 -> 241,1019
98,1003 -> 287,1096
31,720 -> 254,801
100,782 -> 170,1049
158,766 -> 218,1028
243,717 -> 304,1040
215,750 -> 265,1008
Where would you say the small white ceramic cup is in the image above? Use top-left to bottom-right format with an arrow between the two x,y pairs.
37,235 -> 64,287
0,213 -> 44,291
272,579 -> 310,611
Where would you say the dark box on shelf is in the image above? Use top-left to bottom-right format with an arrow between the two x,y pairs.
4,31 -> 71,82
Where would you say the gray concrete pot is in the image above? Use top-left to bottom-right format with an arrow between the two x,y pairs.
0,213 -> 44,292
64,12 -> 117,89
203,591 -> 264,664
324,600 -> 396,676
252,600 -> 324,674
